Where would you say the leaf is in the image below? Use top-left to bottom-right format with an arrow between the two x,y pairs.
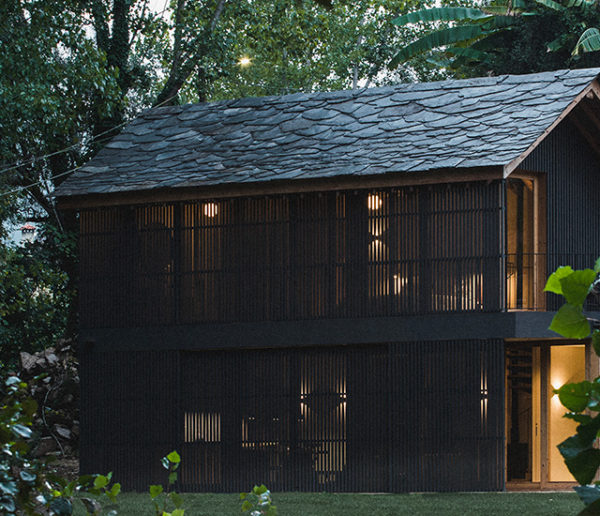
0,481 -> 18,496
392,7 -> 491,26
21,399 -> 37,417
49,497 -> 73,516
241,500 -> 252,511
560,269 -> 597,306
557,382 -> 592,412
575,485 -> 600,507
594,257 -> 600,274
565,413 -> 593,424
565,448 -> 600,485
166,450 -> 181,464
110,483 -> 121,496
549,303 -> 590,339
579,498 -> 600,515
532,0 -> 565,11
391,25 -> 488,67
149,484 -> 163,499
593,330 -> 600,357
10,423 -> 31,439
0,495 -> 15,512
19,470 -> 36,483
544,266 -> 574,295
170,510 -> 185,516
169,491 -> 183,508
254,484 -> 268,495
168,472 -> 177,484
574,28 -> 600,55
93,474 -> 109,489
79,497 -> 101,514
108,482 -> 121,502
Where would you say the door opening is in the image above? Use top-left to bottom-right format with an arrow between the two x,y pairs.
506,341 -> 586,487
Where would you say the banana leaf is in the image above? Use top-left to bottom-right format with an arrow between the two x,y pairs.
573,27 -> 600,54
390,25 -> 488,68
532,0 -> 565,11
392,7 -> 491,26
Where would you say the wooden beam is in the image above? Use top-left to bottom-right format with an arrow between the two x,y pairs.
504,82 -> 596,178
56,166 -> 503,210
569,111 -> 600,160
540,343 -> 550,488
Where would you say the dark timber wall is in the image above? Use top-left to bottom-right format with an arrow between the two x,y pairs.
79,340 -> 504,492
79,181 -> 503,328
523,117 -> 600,310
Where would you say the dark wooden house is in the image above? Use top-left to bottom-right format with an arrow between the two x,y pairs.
56,68 -> 600,492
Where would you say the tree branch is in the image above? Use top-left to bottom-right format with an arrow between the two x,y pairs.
89,0 -> 110,54
154,0 -> 227,106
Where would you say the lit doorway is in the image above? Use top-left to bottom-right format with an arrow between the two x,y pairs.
506,341 -> 589,488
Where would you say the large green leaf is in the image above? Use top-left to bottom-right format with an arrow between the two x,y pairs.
560,269 -> 596,306
532,0 -> 565,11
549,303 -> 590,339
574,28 -> 600,55
557,381 -> 592,412
565,448 -> 600,485
544,265 -> 574,295
391,25 -> 488,67
445,46 -> 492,63
392,7 -> 491,26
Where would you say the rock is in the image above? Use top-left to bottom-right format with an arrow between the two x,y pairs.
20,351 -> 36,371
54,425 -> 71,440
32,437 -> 57,457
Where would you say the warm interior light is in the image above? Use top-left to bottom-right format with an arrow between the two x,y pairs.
393,274 -> 407,294
367,194 -> 382,211
238,56 -> 252,67
204,202 -> 218,217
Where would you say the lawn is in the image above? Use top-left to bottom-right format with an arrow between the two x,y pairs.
77,491 -> 581,515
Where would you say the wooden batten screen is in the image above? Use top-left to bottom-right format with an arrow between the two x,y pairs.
79,182 -> 503,328
80,340 -> 504,492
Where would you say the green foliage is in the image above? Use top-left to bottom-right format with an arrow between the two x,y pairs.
0,225 -> 74,369
575,28 -> 600,54
390,0 -> 600,75
545,260 -> 600,514
150,451 -> 185,516
0,375 -> 119,515
240,485 -> 277,515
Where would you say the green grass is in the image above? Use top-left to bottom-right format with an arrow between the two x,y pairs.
78,491 -> 582,515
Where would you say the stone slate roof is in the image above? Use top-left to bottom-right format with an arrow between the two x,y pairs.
56,67 -> 600,197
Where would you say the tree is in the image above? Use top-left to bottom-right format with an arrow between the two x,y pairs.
389,0 -> 600,76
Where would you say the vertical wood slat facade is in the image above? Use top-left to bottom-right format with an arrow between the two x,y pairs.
79,181 -> 503,328
80,340 -> 504,493
522,117 -> 600,311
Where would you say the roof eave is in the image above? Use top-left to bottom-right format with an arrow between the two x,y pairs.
504,79 -> 600,178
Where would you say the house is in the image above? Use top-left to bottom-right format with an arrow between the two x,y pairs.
56,68 -> 600,492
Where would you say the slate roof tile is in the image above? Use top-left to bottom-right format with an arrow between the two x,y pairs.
56,68 -> 600,197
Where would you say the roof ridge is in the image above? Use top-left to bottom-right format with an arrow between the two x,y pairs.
142,67 -> 600,117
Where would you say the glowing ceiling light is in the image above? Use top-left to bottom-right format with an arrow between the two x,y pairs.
204,202 -> 218,218
367,194 -> 382,211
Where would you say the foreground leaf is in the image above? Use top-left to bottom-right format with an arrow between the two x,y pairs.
560,269 -> 596,306
557,382 -> 592,412
544,266 -> 574,295
549,304 -> 590,339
